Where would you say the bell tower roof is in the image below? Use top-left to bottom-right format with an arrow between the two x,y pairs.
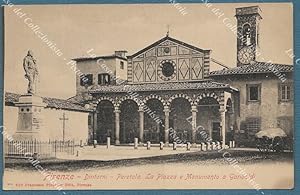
235,6 -> 262,19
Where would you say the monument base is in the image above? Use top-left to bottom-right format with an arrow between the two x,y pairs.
13,131 -> 42,141
13,94 -> 48,141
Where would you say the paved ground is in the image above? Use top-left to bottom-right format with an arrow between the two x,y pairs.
57,145 -> 229,161
5,146 -> 292,171
4,150 -> 294,190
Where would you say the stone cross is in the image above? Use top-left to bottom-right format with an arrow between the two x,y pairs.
59,113 -> 69,142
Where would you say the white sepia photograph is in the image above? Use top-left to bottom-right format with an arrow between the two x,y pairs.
2,2 -> 294,191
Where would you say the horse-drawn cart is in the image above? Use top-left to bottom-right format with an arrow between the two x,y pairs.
255,128 -> 288,153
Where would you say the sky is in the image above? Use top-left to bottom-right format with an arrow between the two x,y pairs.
4,3 -> 293,99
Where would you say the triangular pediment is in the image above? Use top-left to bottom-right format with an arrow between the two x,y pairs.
128,36 -> 211,84
130,36 -> 210,59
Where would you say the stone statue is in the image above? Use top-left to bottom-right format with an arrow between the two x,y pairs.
23,50 -> 39,94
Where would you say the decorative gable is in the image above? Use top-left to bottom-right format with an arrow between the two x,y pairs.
128,36 -> 211,84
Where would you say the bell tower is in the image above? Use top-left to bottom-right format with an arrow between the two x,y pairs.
235,6 -> 262,66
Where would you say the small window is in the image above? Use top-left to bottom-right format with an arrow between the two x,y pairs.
280,83 -> 293,101
120,61 -> 124,69
247,84 -> 261,102
80,74 -> 93,86
98,73 -> 111,85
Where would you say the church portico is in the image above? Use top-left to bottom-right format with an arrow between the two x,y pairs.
196,97 -> 221,142
71,32 -> 245,147
169,97 -> 192,143
119,99 -> 139,144
144,99 -> 164,143
89,81 -> 238,146
96,100 -> 115,144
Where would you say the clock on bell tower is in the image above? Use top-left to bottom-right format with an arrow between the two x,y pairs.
235,6 -> 262,66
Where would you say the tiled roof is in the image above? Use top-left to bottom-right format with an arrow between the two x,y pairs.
72,54 -> 127,62
5,92 -> 92,112
67,94 -> 85,103
89,80 -> 237,93
67,93 -> 94,104
209,62 -> 293,76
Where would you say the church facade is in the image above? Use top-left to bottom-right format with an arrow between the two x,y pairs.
71,6 -> 293,147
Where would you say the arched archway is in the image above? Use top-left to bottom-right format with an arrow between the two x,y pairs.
197,97 -> 220,142
144,99 -> 164,143
120,99 -> 139,143
96,100 -> 115,144
170,97 -> 192,143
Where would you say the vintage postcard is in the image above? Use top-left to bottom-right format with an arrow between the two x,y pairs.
2,2 -> 294,192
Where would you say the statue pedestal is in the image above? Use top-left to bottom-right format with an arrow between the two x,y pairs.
13,94 -> 48,141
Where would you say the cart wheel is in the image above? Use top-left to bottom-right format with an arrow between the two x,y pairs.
284,136 -> 293,152
272,136 -> 284,153
259,146 -> 267,153
256,138 -> 264,152
261,145 -> 269,153
259,136 -> 270,153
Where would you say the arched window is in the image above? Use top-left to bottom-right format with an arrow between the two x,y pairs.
242,24 -> 251,46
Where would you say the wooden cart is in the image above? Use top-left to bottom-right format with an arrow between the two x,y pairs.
255,128 -> 287,153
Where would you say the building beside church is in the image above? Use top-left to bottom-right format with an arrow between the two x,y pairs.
71,5 -> 294,147
4,92 -> 92,143
4,5 -> 293,147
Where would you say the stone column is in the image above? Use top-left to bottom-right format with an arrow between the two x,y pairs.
163,106 -> 170,144
93,111 -> 98,142
228,110 -> 234,142
114,107 -> 121,145
191,105 -> 198,144
138,106 -> 144,143
219,108 -> 226,148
